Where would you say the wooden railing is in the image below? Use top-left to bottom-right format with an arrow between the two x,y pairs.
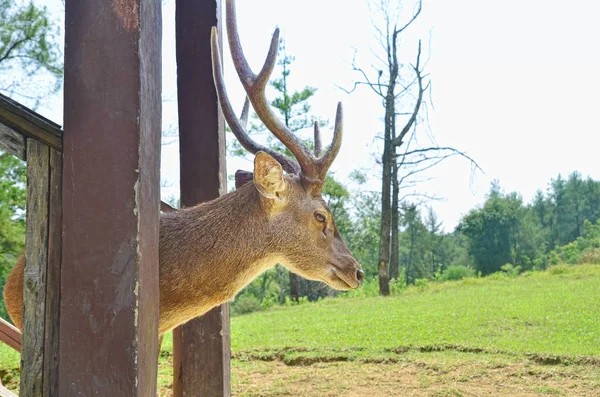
0,92 -> 62,161
0,317 -> 21,352
0,318 -> 20,393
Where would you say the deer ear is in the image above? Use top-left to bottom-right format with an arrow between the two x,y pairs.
253,151 -> 287,199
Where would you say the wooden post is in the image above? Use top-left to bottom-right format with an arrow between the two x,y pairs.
20,140 -> 62,396
22,140 -> 49,396
58,0 -> 162,395
173,0 -> 231,395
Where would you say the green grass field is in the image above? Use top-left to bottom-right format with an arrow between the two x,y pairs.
230,264 -> 600,357
2,264 -> 600,396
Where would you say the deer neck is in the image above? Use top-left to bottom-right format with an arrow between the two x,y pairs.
158,183 -> 280,333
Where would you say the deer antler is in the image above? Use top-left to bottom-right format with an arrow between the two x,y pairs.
210,0 -> 343,185
211,34 -> 300,175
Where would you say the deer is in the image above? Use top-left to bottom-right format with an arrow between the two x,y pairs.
3,0 -> 363,338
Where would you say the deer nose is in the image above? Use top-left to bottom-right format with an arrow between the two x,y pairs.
356,269 -> 365,284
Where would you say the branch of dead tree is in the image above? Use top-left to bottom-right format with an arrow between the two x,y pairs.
394,0 -> 423,36
391,40 -> 424,148
395,146 -> 483,174
399,192 -> 441,204
339,51 -> 386,97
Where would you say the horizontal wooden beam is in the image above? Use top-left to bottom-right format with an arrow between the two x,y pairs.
0,384 -> 18,397
0,93 -> 62,152
0,123 -> 25,160
0,317 -> 21,352
0,96 -> 182,219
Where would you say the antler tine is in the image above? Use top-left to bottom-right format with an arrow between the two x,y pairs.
315,102 -> 343,181
240,96 -> 250,129
313,122 -> 322,157
210,28 -> 300,174
224,0 -> 255,87
225,0 -> 317,178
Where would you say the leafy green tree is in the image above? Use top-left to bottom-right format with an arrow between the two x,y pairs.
458,185 -> 522,275
531,189 -> 555,249
514,207 -> 547,270
345,191 -> 381,278
442,230 -> 473,270
424,206 -> 443,276
545,172 -> 600,248
400,203 -> 428,284
459,182 -> 551,274
0,0 -> 63,104
548,219 -> 600,265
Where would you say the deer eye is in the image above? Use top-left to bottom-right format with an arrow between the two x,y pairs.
314,212 -> 326,223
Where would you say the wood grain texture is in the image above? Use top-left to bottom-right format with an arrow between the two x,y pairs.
59,0 -> 161,395
0,317 -> 21,352
173,0 -> 231,395
21,139 -> 50,396
0,124 -> 25,160
43,148 -> 62,396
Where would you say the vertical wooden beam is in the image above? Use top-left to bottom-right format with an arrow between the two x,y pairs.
173,0 -> 231,396
59,0 -> 162,395
20,142 -> 62,396
43,149 -> 62,396
21,139 -> 50,396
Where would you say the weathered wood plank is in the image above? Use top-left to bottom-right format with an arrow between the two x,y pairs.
173,0 -> 231,395
0,123 -> 26,160
0,317 -> 21,352
58,0 -> 162,395
0,93 -> 61,151
21,139 -> 50,396
43,148 -> 62,396
0,384 -> 18,397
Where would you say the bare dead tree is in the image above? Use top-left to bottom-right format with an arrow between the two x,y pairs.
343,0 -> 480,294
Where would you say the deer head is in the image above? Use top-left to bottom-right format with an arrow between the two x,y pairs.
211,0 -> 364,290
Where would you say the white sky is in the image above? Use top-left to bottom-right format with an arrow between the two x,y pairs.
25,0 -> 600,231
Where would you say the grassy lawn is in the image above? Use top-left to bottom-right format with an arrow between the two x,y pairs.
2,264 -> 600,396
230,264 -> 600,358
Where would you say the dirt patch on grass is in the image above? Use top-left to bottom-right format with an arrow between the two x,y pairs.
234,345 -> 600,368
153,347 -> 600,396
526,353 -> 600,367
230,358 -> 600,397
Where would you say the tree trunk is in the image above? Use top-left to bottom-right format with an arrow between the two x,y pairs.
390,153 -> 400,281
289,272 -> 301,301
275,265 -> 287,304
406,230 -> 415,285
377,94 -> 395,296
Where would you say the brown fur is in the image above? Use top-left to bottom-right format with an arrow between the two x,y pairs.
4,153 -> 361,336
4,254 -> 24,330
